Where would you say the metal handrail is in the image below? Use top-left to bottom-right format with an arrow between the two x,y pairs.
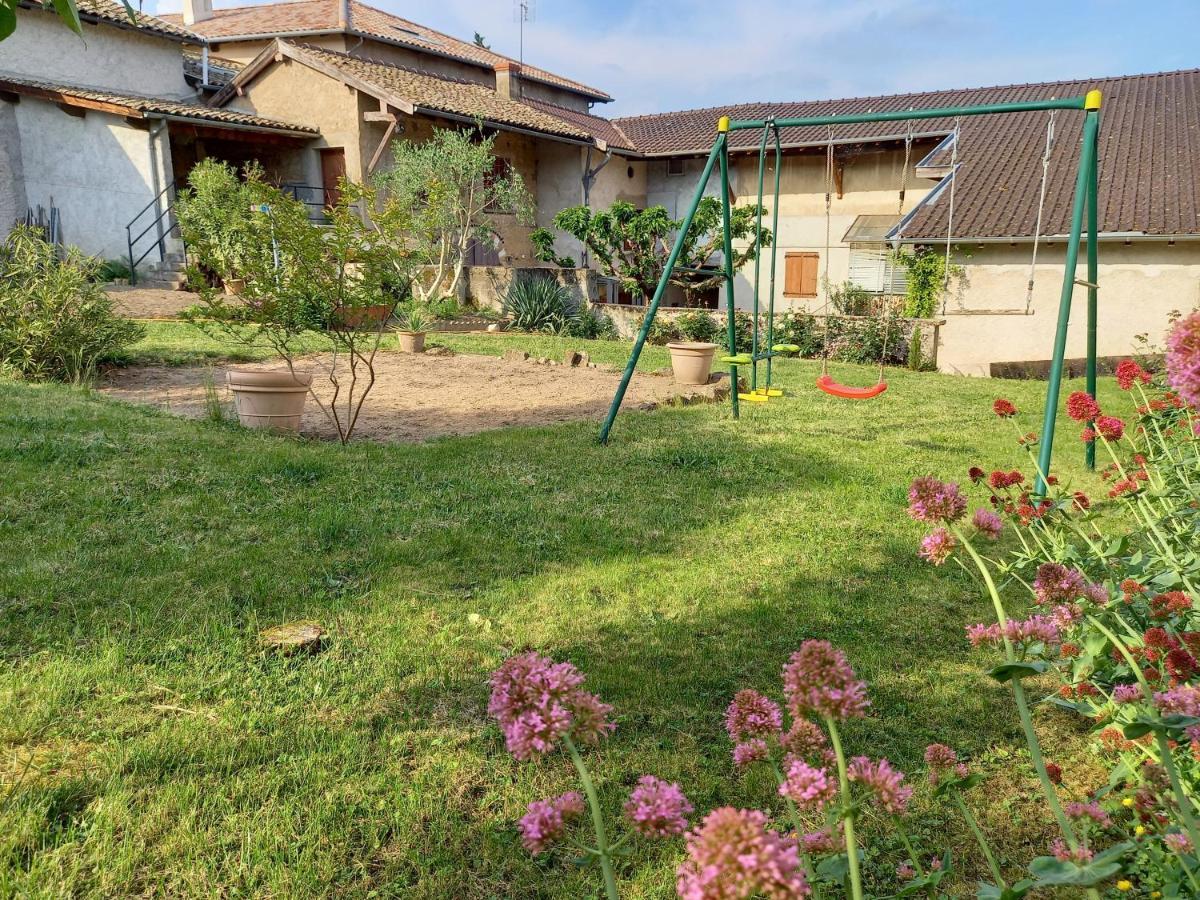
126,180 -> 179,286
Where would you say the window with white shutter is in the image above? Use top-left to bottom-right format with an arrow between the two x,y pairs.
848,243 -> 907,295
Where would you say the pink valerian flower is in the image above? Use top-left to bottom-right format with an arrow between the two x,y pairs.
780,719 -> 828,761
1165,832 -> 1194,854
487,653 -> 614,760
778,759 -> 837,810
1154,684 -> 1200,718
1082,582 -> 1109,605
782,640 -> 870,723
1065,801 -> 1112,827
907,476 -> 967,524
924,743 -> 970,785
966,615 -> 1060,649
1051,839 -> 1095,864
1165,310 -> 1200,406
972,508 -> 1003,540
1094,415 -> 1126,441
725,690 -> 783,742
993,398 -> 1017,418
847,756 -> 913,815
733,738 -> 769,770
918,528 -> 955,565
1112,684 -> 1142,704
676,807 -> 810,900
1116,359 -> 1152,391
1066,391 -> 1101,422
624,776 -> 693,838
519,792 -> 585,854
800,828 -> 840,855
1033,562 -> 1086,605
1051,603 -> 1082,628
896,862 -> 916,880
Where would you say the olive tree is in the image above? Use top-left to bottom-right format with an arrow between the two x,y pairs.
374,125 -> 534,305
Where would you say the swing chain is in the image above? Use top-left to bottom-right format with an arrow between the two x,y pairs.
821,126 -> 835,375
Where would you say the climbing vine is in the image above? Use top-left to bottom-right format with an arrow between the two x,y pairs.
893,245 -> 964,318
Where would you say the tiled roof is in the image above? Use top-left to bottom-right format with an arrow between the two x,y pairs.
0,74 -> 317,135
614,69 -> 1200,239
183,50 -> 244,88
21,0 -> 203,43
254,43 -> 596,143
523,97 -> 636,152
161,0 -> 611,101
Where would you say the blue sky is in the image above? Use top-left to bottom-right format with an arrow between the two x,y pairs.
153,0 -> 1200,116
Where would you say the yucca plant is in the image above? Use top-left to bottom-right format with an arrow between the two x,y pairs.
503,277 -> 579,334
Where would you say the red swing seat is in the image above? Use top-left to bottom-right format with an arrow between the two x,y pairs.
816,374 -> 888,400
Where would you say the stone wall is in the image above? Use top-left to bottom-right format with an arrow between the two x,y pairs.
466,266 -> 593,311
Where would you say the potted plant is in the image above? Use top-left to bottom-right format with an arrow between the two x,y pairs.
666,340 -> 719,384
226,367 -> 312,432
396,302 -> 432,353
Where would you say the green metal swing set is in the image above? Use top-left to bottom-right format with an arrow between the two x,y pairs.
598,89 -> 1105,491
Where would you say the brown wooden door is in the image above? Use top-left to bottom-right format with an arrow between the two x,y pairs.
319,148 -> 346,208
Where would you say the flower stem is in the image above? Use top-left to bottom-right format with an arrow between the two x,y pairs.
951,792 -> 1005,888
824,717 -> 864,900
892,819 -> 926,877
952,526 -> 1080,847
565,736 -> 619,900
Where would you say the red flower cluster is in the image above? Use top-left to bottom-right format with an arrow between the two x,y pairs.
1066,391 -> 1101,422
1072,491 -> 1091,511
1115,359 -> 1151,390
1150,591 -> 1194,620
988,470 -> 1025,490
993,398 -> 1017,418
1121,579 -> 1147,601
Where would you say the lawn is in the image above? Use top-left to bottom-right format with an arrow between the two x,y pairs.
0,334 -> 1124,897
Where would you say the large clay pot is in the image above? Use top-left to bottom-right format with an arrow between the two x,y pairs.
223,278 -> 246,296
397,331 -> 427,353
226,369 -> 312,433
667,341 -> 719,385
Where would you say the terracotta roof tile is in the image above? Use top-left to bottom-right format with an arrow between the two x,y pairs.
614,69 -> 1200,239
522,97 -> 636,151
162,0 -> 610,101
278,43 -> 594,143
0,74 -> 316,134
23,0 -> 203,43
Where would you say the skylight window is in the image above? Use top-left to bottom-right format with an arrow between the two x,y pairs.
392,25 -> 442,46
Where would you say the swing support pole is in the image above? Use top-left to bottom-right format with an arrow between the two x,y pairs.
719,119 -> 740,420
1085,123 -> 1100,471
765,122 -> 782,390
1035,91 -> 1102,492
598,131 -> 726,444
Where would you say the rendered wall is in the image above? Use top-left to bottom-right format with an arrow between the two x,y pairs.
0,8 -> 194,99
8,98 -> 171,259
938,242 -> 1200,376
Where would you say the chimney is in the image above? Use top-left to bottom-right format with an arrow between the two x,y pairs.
182,0 -> 213,25
337,0 -> 351,30
494,61 -> 521,100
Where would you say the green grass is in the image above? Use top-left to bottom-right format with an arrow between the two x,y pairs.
0,336 -> 1122,897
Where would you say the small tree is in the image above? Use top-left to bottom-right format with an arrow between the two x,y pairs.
374,125 -> 533,306
550,198 -> 771,306
182,165 -> 422,444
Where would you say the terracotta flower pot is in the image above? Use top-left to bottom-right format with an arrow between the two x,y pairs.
226,369 -> 312,433
667,341 -> 719,385
223,278 -> 246,296
397,331 -> 427,353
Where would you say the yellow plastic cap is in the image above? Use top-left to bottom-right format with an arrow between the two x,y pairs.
1085,89 -> 1102,110
717,115 -> 730,133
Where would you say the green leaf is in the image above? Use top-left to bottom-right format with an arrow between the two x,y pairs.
988,660 -> 1050,683
0,2 -> 16,40
50,0 -> 83,34
1124,714 -> 1200,739
814,852 -> 852,883
977,880 -> 1034,899
932,772 -> 983,799
1028,853 -> 1124,886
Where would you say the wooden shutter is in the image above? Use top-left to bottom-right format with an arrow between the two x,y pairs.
785,252 -> 819,298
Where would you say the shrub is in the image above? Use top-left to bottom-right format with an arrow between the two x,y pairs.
174,159 -> 258,283
634,314 -> 682,345
0,226 -> 143,381
777,311 -> 824,357
567,306 -> 618,341
827,279 -> 873,316
724,311 -> 755,354
675,309 -> 721,343
93,257 -> 132,283
504,277 -> 579,334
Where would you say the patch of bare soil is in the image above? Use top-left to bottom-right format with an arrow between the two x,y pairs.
99,350 -> 732,443
106,286 -> 200,319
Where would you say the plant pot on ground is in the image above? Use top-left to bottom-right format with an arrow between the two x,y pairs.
396,302 -> 432,353
223,277 -> 246,296
666,341 -> 719,385
226,369 -> 312,433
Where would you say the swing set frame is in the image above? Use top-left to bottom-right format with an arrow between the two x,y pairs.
598,89 -> 1104,491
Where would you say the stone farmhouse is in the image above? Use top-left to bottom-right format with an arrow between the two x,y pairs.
2,0 -> 1197,375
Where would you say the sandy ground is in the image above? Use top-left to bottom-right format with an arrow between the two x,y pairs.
107,286 -> 198,319
100,350 -> 732,444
